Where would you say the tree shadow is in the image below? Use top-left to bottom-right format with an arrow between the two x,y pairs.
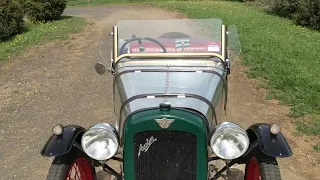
21,24 -> 30,33
42,15 -> 74,22
29,15 -> 74,24
58,15 -> 73,20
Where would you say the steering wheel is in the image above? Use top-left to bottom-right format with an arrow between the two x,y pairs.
119,37 -> 167,55
159,32 -> 191,38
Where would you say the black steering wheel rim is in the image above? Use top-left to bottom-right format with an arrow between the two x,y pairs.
119,37 -> 167,55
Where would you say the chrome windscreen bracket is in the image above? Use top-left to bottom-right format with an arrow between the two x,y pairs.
225,58 -> 230,75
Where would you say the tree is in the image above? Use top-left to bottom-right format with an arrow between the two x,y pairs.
21,0 -> 67,22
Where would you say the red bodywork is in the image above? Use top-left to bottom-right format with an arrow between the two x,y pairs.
129,38 -> 221,53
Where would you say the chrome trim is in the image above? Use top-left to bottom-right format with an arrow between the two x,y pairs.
221,25 -> 226,61
210,122 -> 249,160
113,26 -> 118,62
115,53 -> 223,63
81,123 -> 120,160
155,118 -> 175,129
87,123 -> 119,140
138,136 -> 158,157
114,53 -> 224,68
113,64 -> 225,73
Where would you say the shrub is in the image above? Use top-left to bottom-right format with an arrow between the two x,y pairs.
21,0 -> 67,22
267,0 -> 319,29
296,0 -> 320,29
269,0 -> 299,18
0,0 -> 24,41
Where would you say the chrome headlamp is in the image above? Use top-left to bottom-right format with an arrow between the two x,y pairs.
81,123 -> 119,161
210,122 -> 249,160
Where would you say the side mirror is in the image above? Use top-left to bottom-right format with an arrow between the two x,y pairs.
95,62 -> 106,75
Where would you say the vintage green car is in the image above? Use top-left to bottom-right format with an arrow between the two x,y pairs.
41,19 -> 292,180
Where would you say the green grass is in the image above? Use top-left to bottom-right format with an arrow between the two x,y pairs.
0,16 -> 86,61
151,1 -> 320,135
296,115 -> 320,135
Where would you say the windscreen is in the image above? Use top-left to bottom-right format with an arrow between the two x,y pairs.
227,24 -> 241,63
117,19 -> 223,55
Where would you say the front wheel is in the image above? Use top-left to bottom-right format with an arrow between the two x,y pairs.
245,155 -> 281,180
46,149 -> 96,180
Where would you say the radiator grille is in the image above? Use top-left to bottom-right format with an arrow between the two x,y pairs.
133,131 -> 197,180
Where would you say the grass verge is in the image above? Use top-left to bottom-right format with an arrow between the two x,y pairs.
0,16 -> 86,61
296,115 -> 320,135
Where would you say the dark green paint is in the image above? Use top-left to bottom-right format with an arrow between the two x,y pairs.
123,108 -> 208,180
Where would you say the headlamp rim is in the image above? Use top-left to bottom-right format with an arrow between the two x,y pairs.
81,123 -> 120,160
210,122 -> 249,160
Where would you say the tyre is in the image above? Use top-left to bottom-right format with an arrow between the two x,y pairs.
245,155 -> 281,180
159,32 -> 191,38
46,148 -> 96,180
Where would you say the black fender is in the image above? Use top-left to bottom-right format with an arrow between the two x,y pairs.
40,125 -> 85,157
247,123 -> 293,158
